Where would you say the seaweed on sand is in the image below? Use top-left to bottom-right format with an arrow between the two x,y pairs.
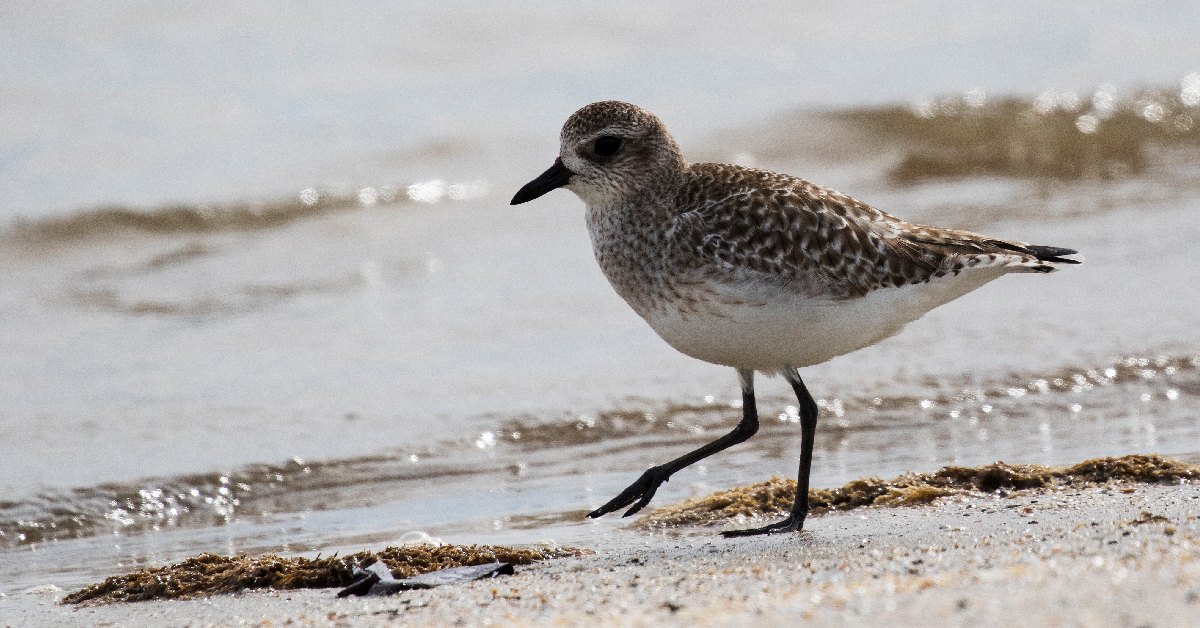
63,544 -> 589,605
636,454 -> 1200,529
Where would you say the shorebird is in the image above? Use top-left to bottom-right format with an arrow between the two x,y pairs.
510,101 -> 1079,537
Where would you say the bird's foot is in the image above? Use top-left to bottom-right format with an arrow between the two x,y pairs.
587,466 -> 670,519
720,514 -> 804,538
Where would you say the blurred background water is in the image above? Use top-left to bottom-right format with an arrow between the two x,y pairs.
3,0 -> 1200,592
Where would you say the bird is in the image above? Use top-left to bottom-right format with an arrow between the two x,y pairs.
510,100 -> 1079,537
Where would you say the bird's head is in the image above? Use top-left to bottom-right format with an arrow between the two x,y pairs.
511,101 -> 686,208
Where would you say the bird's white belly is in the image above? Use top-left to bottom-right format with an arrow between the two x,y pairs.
641,268 -> 1009,372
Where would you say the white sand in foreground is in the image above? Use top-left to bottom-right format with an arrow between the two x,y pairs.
6,483 -> 1200,627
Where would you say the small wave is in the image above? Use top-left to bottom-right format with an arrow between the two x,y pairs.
0,453 -> 475,550
3,180 -> 489,245
835,76 -> 1200,183
5,353 -> 1195,550
68,273 -> 362,317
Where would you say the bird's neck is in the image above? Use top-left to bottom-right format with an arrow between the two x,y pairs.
583,182 -> 684,320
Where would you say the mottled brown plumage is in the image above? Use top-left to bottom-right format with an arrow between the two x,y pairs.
669,162 -> 1062,300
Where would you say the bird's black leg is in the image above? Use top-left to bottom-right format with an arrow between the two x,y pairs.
722,366 -> 819,537
588,368 -> 760,519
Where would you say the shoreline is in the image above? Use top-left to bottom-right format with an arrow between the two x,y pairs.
6,478 -> 1200,626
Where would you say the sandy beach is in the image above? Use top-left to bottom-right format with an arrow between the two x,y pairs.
6,478 -> 1199,627
5,5 -> 1200,627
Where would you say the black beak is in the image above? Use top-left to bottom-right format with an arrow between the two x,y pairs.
510,158 -> 573,205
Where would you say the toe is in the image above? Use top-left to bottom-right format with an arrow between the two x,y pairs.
721,516 -> 802,537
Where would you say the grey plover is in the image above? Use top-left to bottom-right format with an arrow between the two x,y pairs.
511,101 -> 1079,537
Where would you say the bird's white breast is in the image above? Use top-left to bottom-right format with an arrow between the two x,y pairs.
641,266 -> 1010,373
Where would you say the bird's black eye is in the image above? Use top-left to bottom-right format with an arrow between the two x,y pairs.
593,136 -> 622,157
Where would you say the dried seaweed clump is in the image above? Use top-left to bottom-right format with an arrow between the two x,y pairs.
63,544 -> 589,605
636,454 -> 1200,529
635,476 -> 800,529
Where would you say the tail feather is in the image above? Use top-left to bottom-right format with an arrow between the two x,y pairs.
1024,244 -> 1081,265
990,241 -> 1081,265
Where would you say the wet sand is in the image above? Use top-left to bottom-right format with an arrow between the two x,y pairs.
8,481 -> 1199,627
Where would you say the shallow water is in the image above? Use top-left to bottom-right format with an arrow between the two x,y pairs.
3,1 -> 1200,595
